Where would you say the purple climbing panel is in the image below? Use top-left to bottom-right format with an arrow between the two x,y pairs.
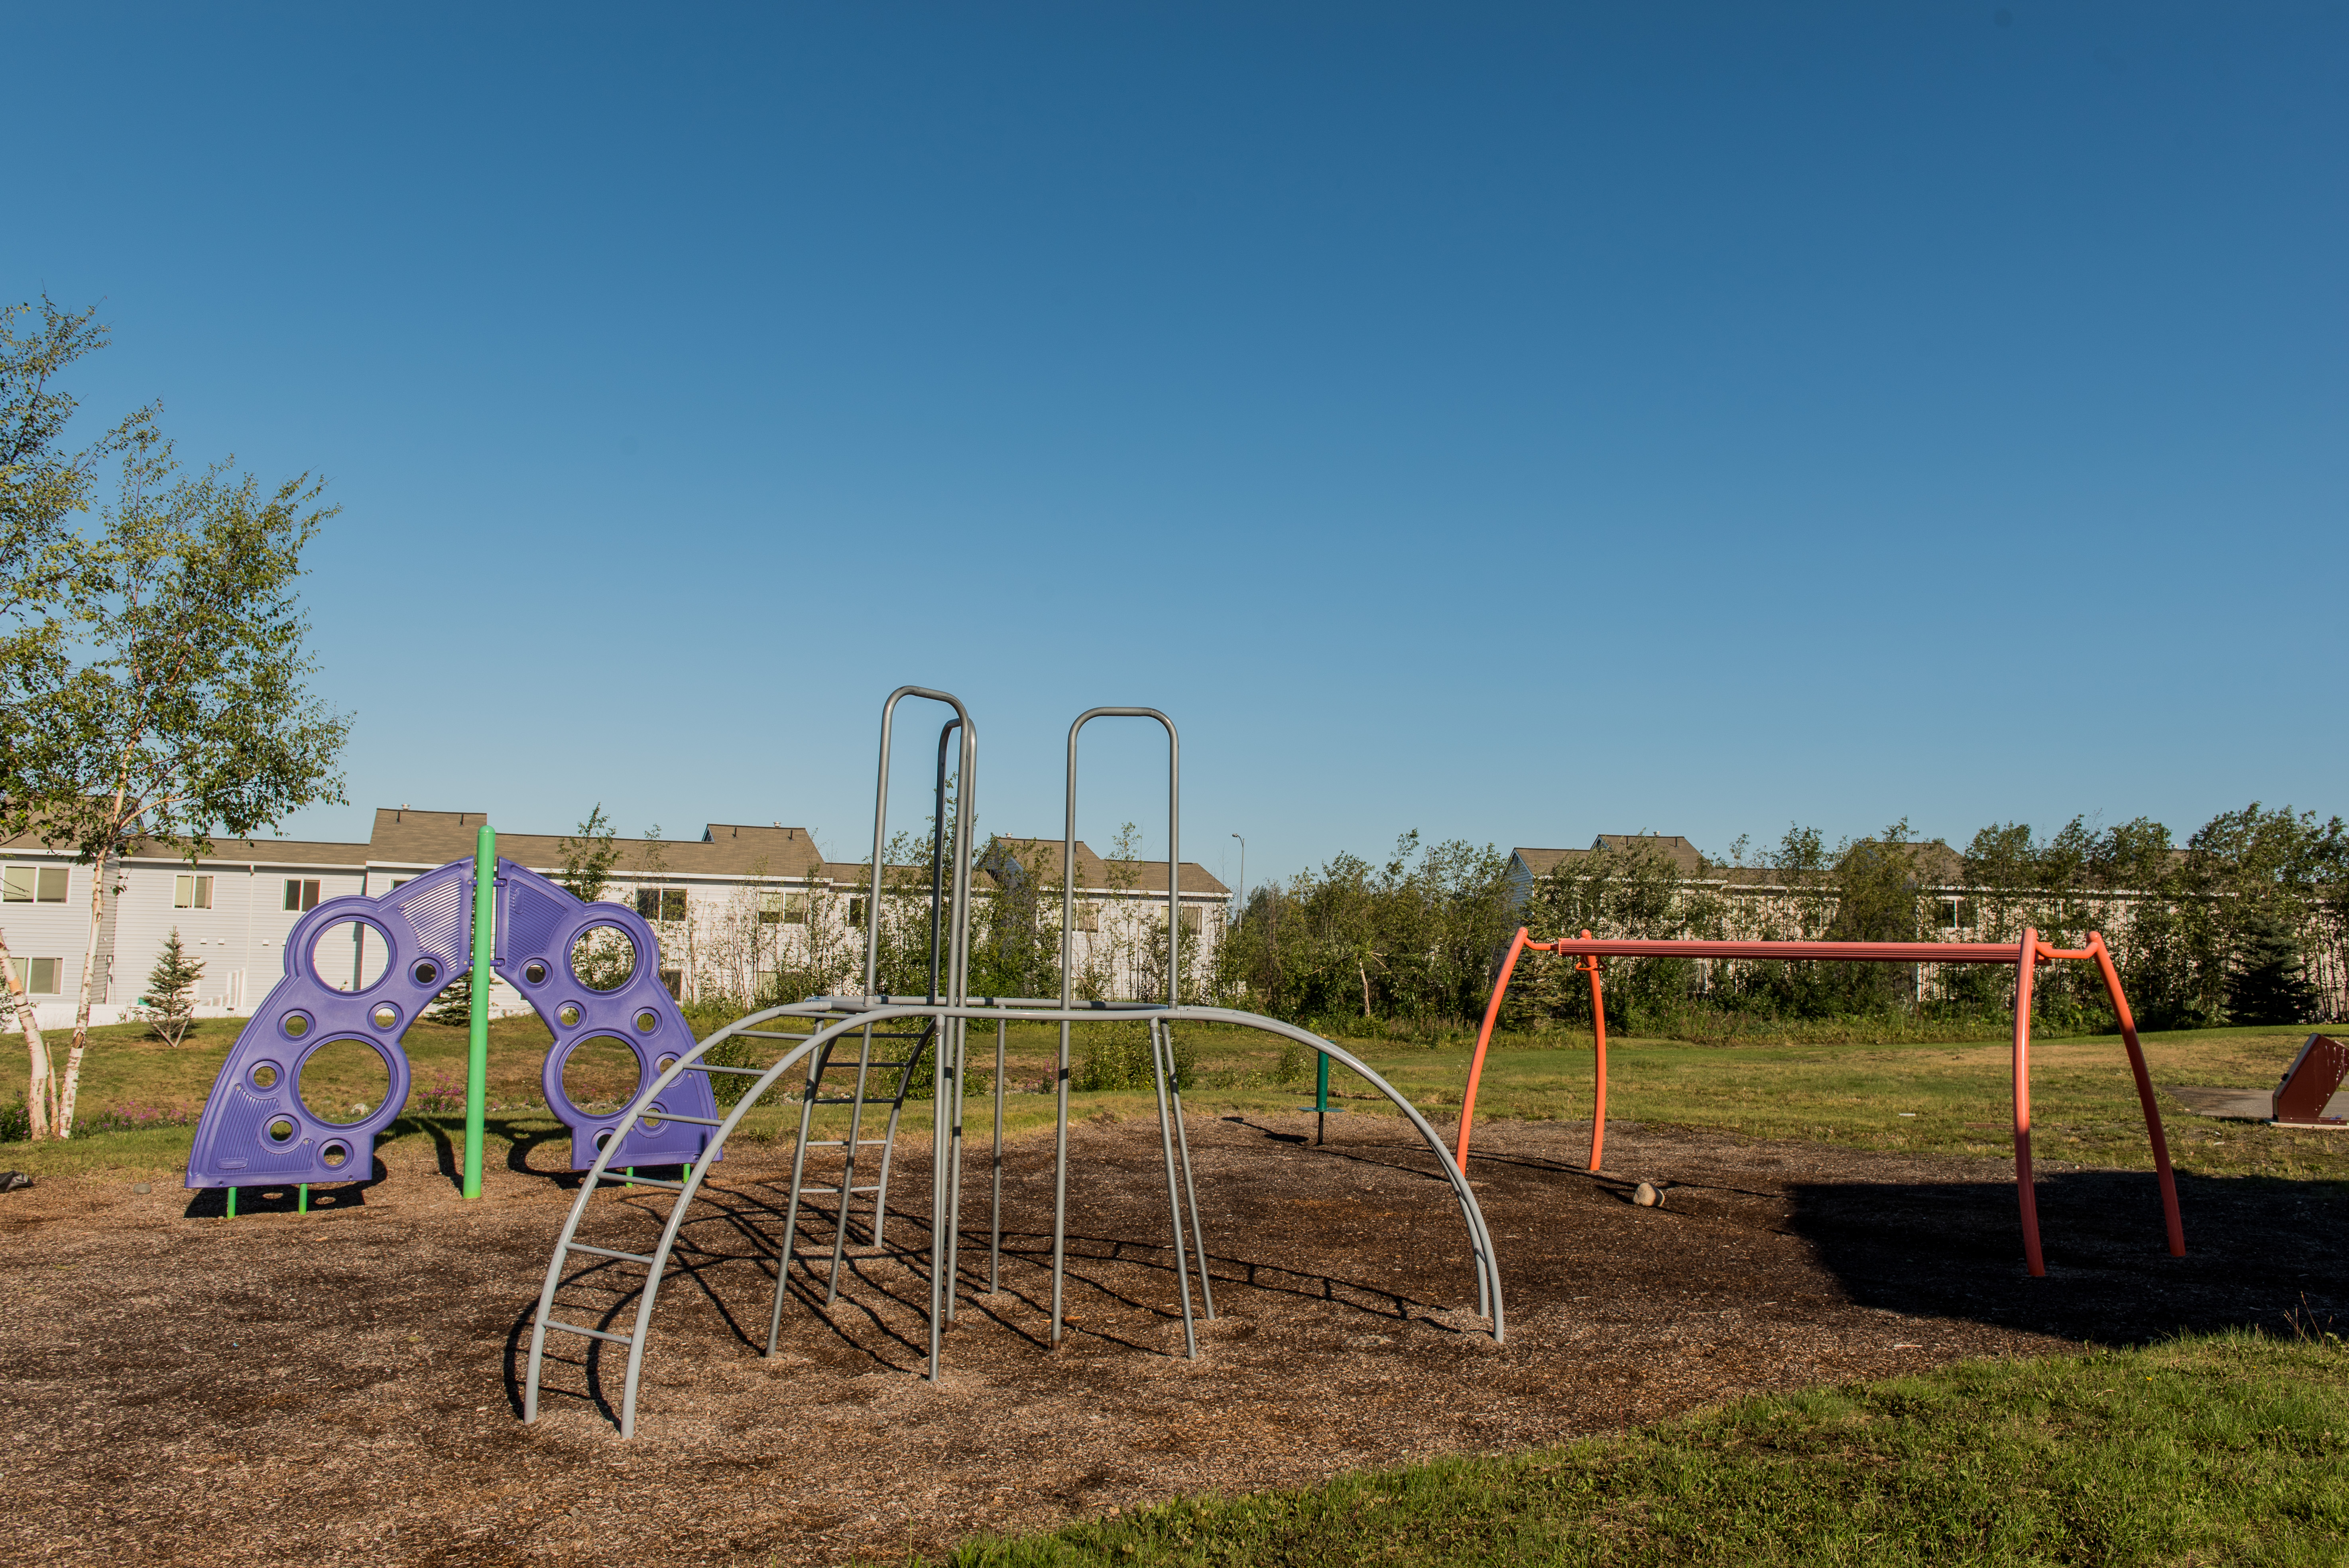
185,856 -> 721,1190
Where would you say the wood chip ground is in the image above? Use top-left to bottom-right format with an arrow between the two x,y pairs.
4,1114 -> 2341,1566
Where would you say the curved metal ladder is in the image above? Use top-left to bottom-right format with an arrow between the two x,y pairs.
521,998 -> 1504,1438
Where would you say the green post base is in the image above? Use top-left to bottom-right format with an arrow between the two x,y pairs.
226,1186 -> 236,1218
298,1183 -> 309,1215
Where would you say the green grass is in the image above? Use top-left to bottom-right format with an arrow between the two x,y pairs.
2,1010 -> 2338,1185
925,1330 -> 2349,1566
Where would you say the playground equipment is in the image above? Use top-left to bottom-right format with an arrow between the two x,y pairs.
185,840 -> 719,1211
1454,927 -> 2187,1277
2271,1033 -> 2349,1127
523,687 -> 1503,1437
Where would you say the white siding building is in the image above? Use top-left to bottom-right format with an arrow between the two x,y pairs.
0,808 -> 1230,1026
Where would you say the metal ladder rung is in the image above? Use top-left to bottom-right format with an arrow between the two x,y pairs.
595,1173 -> 687,1190
795,1183 -> 882,1197
646,1113 -> 725,1127
693,1063 -> 770,1077
731,1029 -> 818,1041
565,1241 -> 656,1264
800,1137 -> 893,1148
540,1317 -> 634,1346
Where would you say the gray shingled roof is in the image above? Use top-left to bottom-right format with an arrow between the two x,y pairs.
364,809 -> 831,879
984,837 -> 1228,896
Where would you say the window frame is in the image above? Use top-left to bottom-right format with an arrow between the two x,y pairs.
635,886 -> 689,924
0,865 -> 63,903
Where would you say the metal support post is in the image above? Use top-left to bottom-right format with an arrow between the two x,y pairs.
463,824 -> 495,1200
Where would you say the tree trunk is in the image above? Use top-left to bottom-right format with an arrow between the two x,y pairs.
1359,960 -> 1373,1019
59,844 -> 110,1139
0,929 -> 54,1140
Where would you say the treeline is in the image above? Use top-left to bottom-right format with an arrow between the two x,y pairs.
1212,805 -> 2348,1039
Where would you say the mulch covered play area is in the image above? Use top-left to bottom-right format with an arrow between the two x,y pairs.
2,1113 -> 2339,1566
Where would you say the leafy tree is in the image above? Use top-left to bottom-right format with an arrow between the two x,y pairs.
556,804 -> 622,902
1213,832 -> 1516,1031
13,421 -> 348,1138
0,296 -> 121,1138
556,805 -> 637,990
138,928 -> 204,1046
2226,910 -> 2319,1025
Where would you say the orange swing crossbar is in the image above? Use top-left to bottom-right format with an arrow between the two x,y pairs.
1453,927 -> 2184,1276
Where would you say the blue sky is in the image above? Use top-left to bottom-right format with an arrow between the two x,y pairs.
7,3 -> 2342,889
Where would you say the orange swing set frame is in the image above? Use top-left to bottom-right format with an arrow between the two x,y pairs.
1452,927 -> 2186,1276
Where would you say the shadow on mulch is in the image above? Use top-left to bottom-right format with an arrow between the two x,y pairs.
1784,1167 -> 2349,1342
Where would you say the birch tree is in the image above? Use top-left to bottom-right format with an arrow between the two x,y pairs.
0,297 -> 119,1138
16,422 -> 348,1135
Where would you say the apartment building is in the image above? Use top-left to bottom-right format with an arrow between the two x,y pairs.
0,807 -> 1228,1027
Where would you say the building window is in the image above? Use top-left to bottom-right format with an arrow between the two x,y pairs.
2,867 -> 67,903
659,967 -> 683,999
758,891 -> 783,924
284,879 -> 322,912
10,957 -> 61,995
636,887 -> 687,923
175,874 -> 214,910
848,897 -> 866,928
757,891 -> 811,925
1076,902 -> 1099,933
1178,906 -> 1202,935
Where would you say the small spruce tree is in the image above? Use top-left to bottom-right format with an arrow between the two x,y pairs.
2225,911 -> 2320,1026
425,973 -> 474,1027
141,928 -> 205,1046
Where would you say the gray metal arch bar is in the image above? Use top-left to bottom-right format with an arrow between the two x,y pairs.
523,997 -> 1505,1438
1055,707 -> 1181,1346
864,686 -> 979,1378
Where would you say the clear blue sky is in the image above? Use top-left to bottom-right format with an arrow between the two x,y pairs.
8,3 -> 2342,889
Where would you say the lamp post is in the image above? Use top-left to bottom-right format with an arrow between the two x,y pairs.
1230,833 -> 1245,924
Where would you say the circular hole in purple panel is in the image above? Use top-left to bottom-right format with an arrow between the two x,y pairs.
297,1039 -> 393,1127
411,959 -> 440,988
309,918 -> 394,994
265,1116 -> 297,1145
282,1012 -> 311,1039
593,1128 -> 615,1152
320,1140 -> 351,1169
522,959 -> 548,986
250,1061 -> 281,1092
561,1035 -> 639,1116
634,1010 -> 657,1034
370,1003 -> 400,1030
569,925 -> 636,993
642,1104 -> 665,1132
656,1054 -> 678,1075
556,1002 -> 582,1028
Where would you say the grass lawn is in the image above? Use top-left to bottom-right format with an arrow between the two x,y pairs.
0,1009 -> 2338,1183
927,1330 -> 2349,1566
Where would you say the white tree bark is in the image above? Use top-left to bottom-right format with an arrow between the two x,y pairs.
0,928 -> 54,1140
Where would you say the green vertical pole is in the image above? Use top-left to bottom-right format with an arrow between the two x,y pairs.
225,1186 -> 236,1218
1315,1051 -> 1330,1146
464,824 -> 496,1200
297,1183 -> 308,1215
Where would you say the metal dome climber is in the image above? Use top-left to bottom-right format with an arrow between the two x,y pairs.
522,688 -> 1504,1438
185,857 -> 722,1206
